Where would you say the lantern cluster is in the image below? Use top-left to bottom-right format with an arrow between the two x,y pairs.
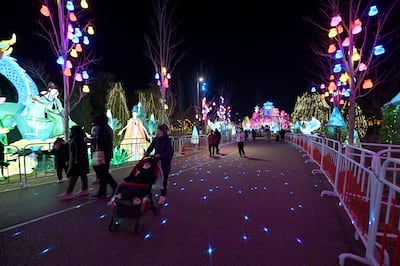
317,5 -> 384,107
40,0 -> 93,93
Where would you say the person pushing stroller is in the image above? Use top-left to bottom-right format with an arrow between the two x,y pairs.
108,157 -> 157,208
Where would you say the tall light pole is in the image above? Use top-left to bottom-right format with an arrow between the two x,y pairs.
196,77 -> 203,126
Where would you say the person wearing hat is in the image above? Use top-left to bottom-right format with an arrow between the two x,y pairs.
144,124 -> 173,205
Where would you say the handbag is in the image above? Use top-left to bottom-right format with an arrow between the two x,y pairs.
92,151 -> 105,166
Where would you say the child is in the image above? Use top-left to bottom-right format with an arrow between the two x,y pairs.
52,138 -> 69,183
108,159 -> 156,207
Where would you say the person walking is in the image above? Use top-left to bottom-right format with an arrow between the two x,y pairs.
144,124 -> 173,205
214,129 -> 222,154
265,127 -> 271,143
57,125 -> 89,200
91,113 -> 118,199
236,128 -> 246,157
279,128 -> 286,143
208,130 -> 217,157
52,137 -> 69,184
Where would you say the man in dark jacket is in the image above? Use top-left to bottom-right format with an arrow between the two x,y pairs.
92,113 -> 118,198
144,124 -> 173,205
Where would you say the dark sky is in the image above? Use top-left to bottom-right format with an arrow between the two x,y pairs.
1,0 -> 319,118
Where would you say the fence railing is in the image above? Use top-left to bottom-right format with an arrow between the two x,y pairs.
0,133 -> 235,189
287,133 -> 400,266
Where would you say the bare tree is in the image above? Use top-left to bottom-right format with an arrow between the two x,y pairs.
144,0 -> 185,126
305,0 -> 400,144
37,0 -> 99,140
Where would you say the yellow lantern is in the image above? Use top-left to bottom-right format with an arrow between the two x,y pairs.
328,28 -> 337,38
87,25 -> 95,35
82,84 -> 90,93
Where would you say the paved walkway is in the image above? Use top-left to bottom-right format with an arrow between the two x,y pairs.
0,138 -> 365,266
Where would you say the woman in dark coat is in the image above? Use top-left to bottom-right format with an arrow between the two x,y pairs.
58,125 -> 90,200
144,124 -> 173,205
91,113 -> 118,198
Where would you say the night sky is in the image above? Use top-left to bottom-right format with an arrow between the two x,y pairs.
2,1 -> 321,118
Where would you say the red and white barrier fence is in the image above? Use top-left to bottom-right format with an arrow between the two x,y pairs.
288,133 -> 400,266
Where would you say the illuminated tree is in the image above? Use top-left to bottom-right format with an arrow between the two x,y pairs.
291,92 -> 331,132
307,0 -> 400,144
38,0 -> 98,139
106,82 -> 130,143
144,0 -> 184,126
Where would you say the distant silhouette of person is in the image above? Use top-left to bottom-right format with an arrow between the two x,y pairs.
265,127 -> 271,143
236,128 -> 246,157
57,125 -> 89,200
214,129 -> 222,154
119,105 -> 150,161
279,129 -> 286,143
208,130 -> 217,157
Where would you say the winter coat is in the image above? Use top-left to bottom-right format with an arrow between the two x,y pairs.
67,126 -> 89,176
145,134 -> 173,174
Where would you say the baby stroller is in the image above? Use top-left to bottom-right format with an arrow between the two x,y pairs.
108,157 -> 161,235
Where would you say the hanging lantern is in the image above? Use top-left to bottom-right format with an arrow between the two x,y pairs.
333,64 -> 342,73
351,48 -> 361,61
337,25 -> 343,34
368,6 -> 378,17
81,0 -> 89,9
328,28 -> 337,38
342,37 -> 350,47
69,12 -> 77,22
335,50 -> 343,59
40,5 -> 50,17
373,45 -> 385,56
358,62 -> 367,71
339,99 -> 345,105
352,19 -> 362,34
66,1 -> 75,11
64,68 -> 72,77
362,79 -> 373,89
329,74 -> 335,80
330,15 -> 342,27
87,25 -> 95,35
82,71 -> 89,79
74,73 -> 83,81
82,84 -> 90,93
66,60 -> 73,69
70,49 -> 78,58
328,44 -> 336,53
75,43 -> 82,52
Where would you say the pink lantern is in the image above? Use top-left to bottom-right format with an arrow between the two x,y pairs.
330,15 -> 342,27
